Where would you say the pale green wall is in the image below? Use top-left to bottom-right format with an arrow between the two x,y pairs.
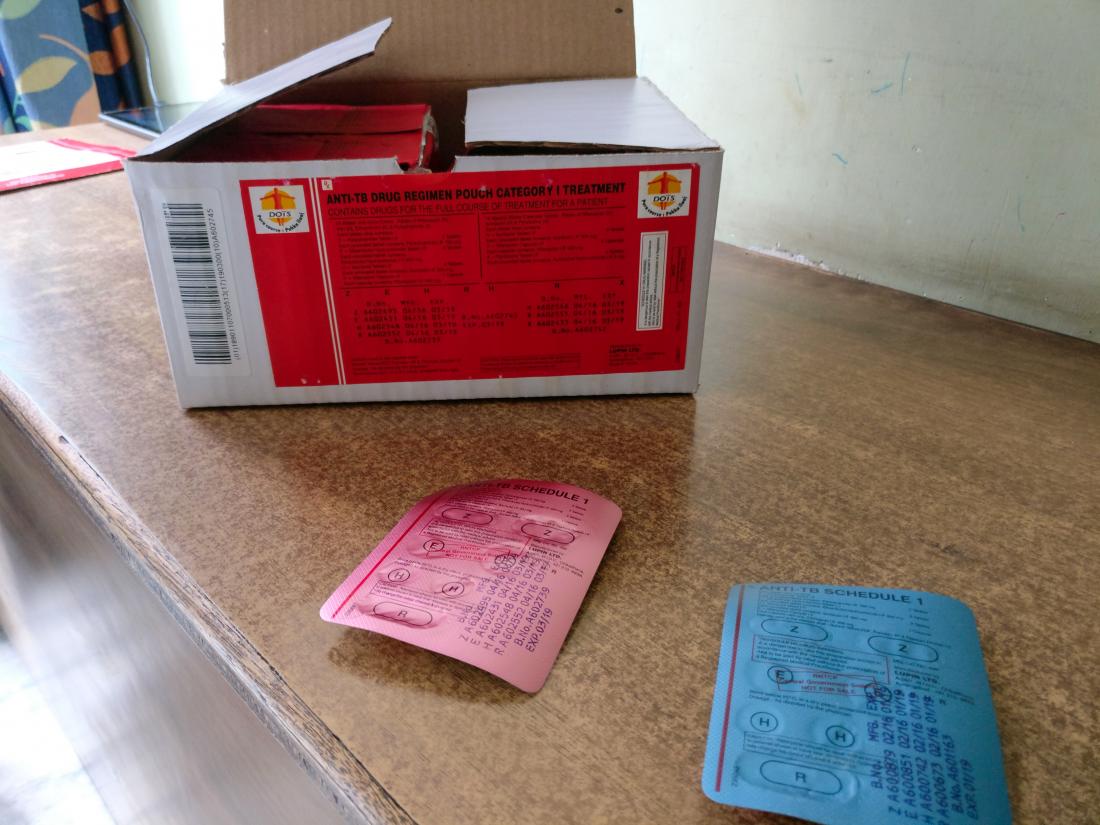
637,0 -> 1100,342
129,0 -> 223,106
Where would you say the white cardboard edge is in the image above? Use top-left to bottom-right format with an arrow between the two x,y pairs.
465,77 -> 719,151
138,18 -> 392,158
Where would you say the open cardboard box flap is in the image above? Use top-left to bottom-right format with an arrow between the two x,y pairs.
136,18 -> 392,159
135,9 -> 712,165
225,1 -> 637,85
465,78 -> 717,152
138,11 -> 714,164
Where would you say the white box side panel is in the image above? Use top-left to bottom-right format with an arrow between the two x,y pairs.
465,78 -> 719,150
128,151 -> 721,408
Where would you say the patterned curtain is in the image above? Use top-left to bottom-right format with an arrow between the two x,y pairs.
0,0 -> 144,133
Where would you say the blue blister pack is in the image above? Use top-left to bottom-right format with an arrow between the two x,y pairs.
703,584 -> 1012,824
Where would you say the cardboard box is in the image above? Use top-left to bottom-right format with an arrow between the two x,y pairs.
125,11 -> 722,407
181,103 -> 436,167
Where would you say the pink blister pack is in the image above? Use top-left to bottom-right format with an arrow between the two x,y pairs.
320,479 -> 622,692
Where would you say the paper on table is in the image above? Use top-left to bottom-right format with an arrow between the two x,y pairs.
0,138 -> 134,192
704,583 -> 1012,824
320,479 -> 621,693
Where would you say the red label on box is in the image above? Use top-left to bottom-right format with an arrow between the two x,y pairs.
240,164 -> 698,387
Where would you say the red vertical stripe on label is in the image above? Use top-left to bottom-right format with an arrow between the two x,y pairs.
329,490 -> 450,618
715,585 -> 746,793
239,178 -> 341,386
308,178 -> 346,384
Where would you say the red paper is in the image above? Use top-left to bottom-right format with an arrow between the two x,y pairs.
0,138 -> 134,192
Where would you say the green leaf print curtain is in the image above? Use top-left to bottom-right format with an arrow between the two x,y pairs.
0,0 -> 144,133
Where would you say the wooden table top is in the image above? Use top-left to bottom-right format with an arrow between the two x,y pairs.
2,124 -> 1098,825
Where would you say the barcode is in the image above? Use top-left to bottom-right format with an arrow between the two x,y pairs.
163,202 -> 231,365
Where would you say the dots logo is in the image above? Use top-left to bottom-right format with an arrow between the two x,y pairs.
249,184 -> 309,234
638,169 -> 692,218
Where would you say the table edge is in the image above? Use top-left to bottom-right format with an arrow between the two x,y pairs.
0,372 -> 416,825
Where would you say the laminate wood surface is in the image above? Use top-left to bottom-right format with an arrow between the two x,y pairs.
1,124 -> 1098,824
